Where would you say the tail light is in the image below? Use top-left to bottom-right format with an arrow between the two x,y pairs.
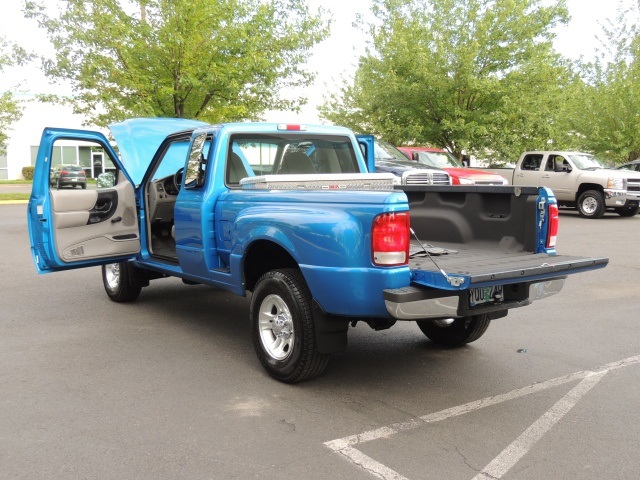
61,170 -> 69,175
372,212 -> 410,266
546,203 -> 559,248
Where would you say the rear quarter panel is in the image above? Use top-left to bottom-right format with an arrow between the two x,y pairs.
217,189 -> 411,317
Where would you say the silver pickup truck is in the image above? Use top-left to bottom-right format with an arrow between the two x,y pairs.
478,151 -> 640,218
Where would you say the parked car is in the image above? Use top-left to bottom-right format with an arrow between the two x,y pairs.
398,147 -> 508,185
473,151 -> 640,218
50,164 -> 87,189
369,140 -> 451,185
616,159 -> 640,172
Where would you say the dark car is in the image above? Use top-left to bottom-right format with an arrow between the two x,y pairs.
373,140 -> 451,185
616,159 -> 640,172
50,164 -> 87,189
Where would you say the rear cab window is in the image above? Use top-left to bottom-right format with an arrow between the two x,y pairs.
226,133 -> 360,187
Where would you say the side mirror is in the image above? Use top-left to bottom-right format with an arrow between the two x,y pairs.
185,133 -> 207,189
96,172 -> 116,189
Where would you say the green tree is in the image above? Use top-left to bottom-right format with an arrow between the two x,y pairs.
569,7 -> 640,163
320,0 -> 573,162
0,37 -> 31,152
25,0 -> 330,126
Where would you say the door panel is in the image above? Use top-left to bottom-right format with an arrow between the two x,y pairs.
50,182 -> 139,262
28,127 -> 141,273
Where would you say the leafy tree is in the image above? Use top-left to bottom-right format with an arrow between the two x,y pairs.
25,0 -> 330,126
320,0 -> 573,162
0,37 -> 31,152
569,7 -> 640,163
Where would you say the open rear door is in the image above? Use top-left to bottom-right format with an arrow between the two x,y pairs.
356,134 -> 376,173
28,128 -> 140,273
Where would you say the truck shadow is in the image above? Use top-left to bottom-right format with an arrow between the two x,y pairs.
109,277 -> 520,392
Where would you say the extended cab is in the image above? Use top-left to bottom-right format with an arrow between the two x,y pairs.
28,120 -> 608,382
478,151 -> 640,218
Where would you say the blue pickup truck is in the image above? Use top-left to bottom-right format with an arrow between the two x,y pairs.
28,119 -> 608,382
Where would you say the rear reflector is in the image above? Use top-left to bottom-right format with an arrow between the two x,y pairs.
372,212 -> 410,266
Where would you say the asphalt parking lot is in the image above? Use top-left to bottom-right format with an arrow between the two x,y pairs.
1,203 -> 639,480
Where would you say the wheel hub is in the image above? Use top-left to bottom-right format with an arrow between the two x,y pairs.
257,294 -> 296,361
272,314 -> 293,340
433,318 -> 455,328
105,263 -> 121,289
582,197 -> 597,214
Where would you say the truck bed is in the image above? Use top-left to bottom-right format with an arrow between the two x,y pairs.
399,185 -> 608,289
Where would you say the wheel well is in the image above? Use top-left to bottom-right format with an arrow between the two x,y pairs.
243,240 -> 298,292
576,183 -> 604,201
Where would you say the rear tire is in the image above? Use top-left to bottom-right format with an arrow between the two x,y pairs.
102,262 -> 143,302
577,190 -> 605,218
250,268 -> 329,383
417,314 -> 491,347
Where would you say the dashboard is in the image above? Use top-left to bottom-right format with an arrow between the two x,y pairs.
148,174 -> 179,223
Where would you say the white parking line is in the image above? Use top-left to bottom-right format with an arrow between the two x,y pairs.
325,355 -> 640,480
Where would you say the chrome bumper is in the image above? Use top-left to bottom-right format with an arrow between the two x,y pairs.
604,189 -> 640,207
384,279 -> 565,320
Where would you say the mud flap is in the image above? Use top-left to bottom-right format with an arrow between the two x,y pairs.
312,300 -> 349,354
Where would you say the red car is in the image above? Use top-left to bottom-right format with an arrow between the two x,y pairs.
398,147 -> 508,185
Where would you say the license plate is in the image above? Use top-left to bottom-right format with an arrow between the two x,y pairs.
71,178 -> 78,181
468,285 -> 503,307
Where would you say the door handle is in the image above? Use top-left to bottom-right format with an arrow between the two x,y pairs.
111,216 -> 122,223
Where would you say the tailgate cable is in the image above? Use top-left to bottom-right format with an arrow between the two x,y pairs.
410,228 -> 465,287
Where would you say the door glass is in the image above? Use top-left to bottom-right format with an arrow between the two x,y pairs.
48,139 -> 117,191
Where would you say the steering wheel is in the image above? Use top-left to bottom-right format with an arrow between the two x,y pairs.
173,167 -> 184,192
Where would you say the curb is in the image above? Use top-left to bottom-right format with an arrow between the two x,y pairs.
0,200 -> 29,205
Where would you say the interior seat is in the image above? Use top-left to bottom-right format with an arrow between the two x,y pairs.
227,152 -> 249,184
278,152 -> 316,174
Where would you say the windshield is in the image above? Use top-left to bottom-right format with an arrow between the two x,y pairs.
375,140 -> 409,161
569,153 -> 606,170
416,151 -> 461,168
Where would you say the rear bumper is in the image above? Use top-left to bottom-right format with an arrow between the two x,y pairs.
59,179 -> 87,187
384,278 -> 565,320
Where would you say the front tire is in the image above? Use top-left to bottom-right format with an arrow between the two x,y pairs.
250,268 -> 329,383
102,262 -> 143,302
577,190 -> 605,218
615,205 -> 639,217
417,314 -> 491,347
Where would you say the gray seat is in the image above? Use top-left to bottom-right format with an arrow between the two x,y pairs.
227,152 -> 249,184
278,152 -> 315,174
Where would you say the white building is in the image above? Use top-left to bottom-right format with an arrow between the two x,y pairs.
1,99 -> 111,180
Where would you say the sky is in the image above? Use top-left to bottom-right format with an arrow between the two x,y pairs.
1,0 -> 639,125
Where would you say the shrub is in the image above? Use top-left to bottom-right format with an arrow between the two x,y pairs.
22,166 -> 35,180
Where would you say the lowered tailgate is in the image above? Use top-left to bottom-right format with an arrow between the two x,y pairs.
408,247 -> 608,290
384,246 -> 608,320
